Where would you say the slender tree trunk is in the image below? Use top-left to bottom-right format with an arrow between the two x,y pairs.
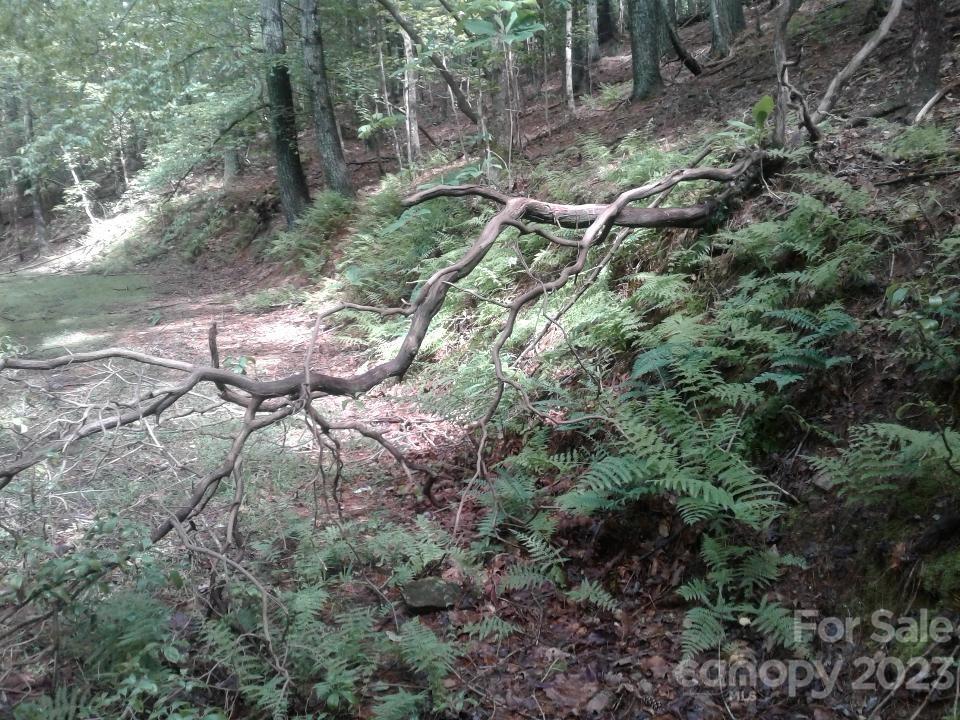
22,102 -> 47,252
565,5 -> 576,111
12,183 -> 24,262
628,0 -> 663,100
903,0 -> 945,112
710,0 -> 744,57
709,0 -> 731,57
772,0 -> 803,146
729,0 -> 745,33
65,158 -> 98,223
616,0 -> 628,41
574,2 -> 593,94
223,147 -> 243,189
374,0 -> 479,125
302,0 -> 353,196
261,0 -> 310,226
587,0 -> 601,60
402,30 -> 421,164
29,180 -> 47,252
660,0 -> 702,75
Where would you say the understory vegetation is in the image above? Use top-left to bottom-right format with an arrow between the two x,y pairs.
4,112 -> 960,718
2,0 -> 960,717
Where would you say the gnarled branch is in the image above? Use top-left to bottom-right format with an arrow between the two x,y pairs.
1,151 -> 767,537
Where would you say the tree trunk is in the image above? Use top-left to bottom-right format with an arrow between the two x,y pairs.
402,30 -> 421,164
709,0 -> 731,57
628,0 -> 663,100
223,147 -> 243,189
587,0 -> 601,60
903,0 -> 946,113
23,102 -> 47,252
660,0 -> 702,75
616,0 -> 629,41
710,0 -> 744,57
66,158 -> 98,223
261,0 -> 310,227
565,5 -> 576,111
574,2 -> 593,94
728,0 -> 745,34
302,0 -> 353,196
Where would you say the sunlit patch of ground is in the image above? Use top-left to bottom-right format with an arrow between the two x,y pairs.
52,206 -> 152,272
0,271 -> 154,352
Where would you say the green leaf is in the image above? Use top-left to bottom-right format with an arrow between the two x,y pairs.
463,18 -> 498,36
752,95 -> 775,128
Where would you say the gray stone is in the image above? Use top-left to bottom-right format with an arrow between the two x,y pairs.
401,578 -> 461,611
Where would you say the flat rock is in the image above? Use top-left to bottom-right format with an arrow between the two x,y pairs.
401,577 -> 461,611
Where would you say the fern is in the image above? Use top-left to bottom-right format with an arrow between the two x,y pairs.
749,597 -> 807,655
462,615 -> 518,642
566,579 -> 618,612
398,619 -> 459,695
682,605 -> 728,656
812,423 -> 960,501
501,563 -> 556,591
373,690 -> 426,720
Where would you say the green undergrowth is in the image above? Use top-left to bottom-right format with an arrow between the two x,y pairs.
324,120 -> 959,659
8,118 -> 960,717
317,126 -> 911,659
102,191 -> 262,269
259,191 -> 355,274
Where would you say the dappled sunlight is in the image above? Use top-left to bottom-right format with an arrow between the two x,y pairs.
38,207 -> 152,273
0,271 -> 153,350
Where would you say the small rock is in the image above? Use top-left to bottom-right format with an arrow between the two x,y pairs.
401,577 -> 461,612
586,690 -> 613,715
813,472 -> 837,491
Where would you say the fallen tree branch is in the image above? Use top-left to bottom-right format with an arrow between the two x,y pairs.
1,151 -> 767,530
660,0 -> 703,76
913,77 -> 960,125
811,0 -> 904,123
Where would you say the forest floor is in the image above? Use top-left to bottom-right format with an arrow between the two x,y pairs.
2,1 -> 959,718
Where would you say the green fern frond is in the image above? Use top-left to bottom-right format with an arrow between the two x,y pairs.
682,606 -> 727,656
566,579 -> 618,612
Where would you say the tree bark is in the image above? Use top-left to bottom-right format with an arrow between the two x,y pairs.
374,0 -> 480,126
66,157 -> 98,223
903,0 -> 946,113
709,0 -> 732,57
302,0 -> 353,196
615,0 -> 628,40
23,102 -> 47,251
402,30 -> 421,164
222,147 -> 243,189
565,5 -> 576,110
660,0 -> 702,75
574,2 -> 593,94
772,0 -> 803,146
587,0 -> 601,60
628,0 -> 664,100
261,0 -> 310,227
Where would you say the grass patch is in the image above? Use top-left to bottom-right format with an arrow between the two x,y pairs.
0,272 -> 154,351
